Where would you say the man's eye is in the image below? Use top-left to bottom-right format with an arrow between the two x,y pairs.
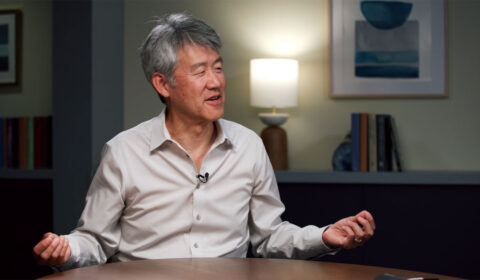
195,70 -> 206,75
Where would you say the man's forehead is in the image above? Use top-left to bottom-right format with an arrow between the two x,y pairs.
176,44 -> 222,68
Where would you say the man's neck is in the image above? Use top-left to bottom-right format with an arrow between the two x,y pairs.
165,110 -> 217,172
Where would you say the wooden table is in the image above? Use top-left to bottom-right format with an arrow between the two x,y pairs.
39,258 -> 463,280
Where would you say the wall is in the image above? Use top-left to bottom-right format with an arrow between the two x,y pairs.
124,0 -> 480,172
0,0 -> 52,116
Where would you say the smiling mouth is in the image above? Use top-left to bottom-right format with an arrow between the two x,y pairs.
206,95 -> 221,101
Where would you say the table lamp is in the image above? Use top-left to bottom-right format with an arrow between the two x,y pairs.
250,58 -> 298,170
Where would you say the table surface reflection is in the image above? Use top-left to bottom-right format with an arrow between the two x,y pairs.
39,258 -> 463,280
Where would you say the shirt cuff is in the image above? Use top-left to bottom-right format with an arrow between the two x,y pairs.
316,225 -> 341,256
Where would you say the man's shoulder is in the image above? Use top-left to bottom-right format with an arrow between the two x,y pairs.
218,118 -> 261,143
106,116 -> 156,148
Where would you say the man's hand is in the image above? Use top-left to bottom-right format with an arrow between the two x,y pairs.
322,210 -> 375,249
33,233 -> 71,266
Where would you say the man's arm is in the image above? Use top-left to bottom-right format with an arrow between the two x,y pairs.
33,143 -> 125,269
248,136 -> 375,258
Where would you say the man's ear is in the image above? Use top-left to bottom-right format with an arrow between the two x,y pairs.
151,72 -> 171,100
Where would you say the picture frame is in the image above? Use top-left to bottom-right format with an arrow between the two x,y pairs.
329,0 -> 447,98
0,10 -> 22,89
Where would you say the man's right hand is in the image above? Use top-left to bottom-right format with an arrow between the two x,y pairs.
33,233 -> 71,266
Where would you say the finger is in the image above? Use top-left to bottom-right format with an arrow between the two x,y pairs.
357,210 -> 376,230
51,236 -> 65,260
64,244 -> 72,263
33,234 -> 55,256
52,237 -> 70,266
357,216 -> 374,238
341,226 -> 357,249
59,236 -> 69,259
341,225 -> 355,239
39,236 -> 60,262
43,232 -> 56,239
348,220 -> 365,239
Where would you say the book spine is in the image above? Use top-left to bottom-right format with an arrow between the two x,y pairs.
376,115 -> 387,171
34,116 -> 45,169
12,118 -> 19,168
0,117 -> 3,168
27,117 -> 34,169
384,115 -> 393,171
351,113 -> 361,172
1,118 -> 5,168
360,113 -> 369,172
46,116 -> 52,168
389,116 -> 402,172
6,118 -> 13,168
368,113 -> 377,172
18,117 -> 28,169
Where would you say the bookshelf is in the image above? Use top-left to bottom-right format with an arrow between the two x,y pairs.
0,168 -> 53,179
2,169 -> 479,186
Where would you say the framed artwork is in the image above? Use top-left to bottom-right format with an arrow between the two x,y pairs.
0,10 -> 22,89
330,0 -> 447,98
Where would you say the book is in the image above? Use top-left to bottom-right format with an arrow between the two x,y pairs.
5,118 -> 19,168
388,116 -> 402,172
18,117 -> 28,169
34,116 -> 46,169
27,117 -> 34,169
46,116 -> 52,168
351,113 -> 361,172
376,114 -> 393,172
1,118 -> 5,168
360,113 -> 369,172
0,117 -> 3,168
368,113 -> 377,172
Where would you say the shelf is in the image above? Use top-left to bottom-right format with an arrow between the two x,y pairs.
2,168 -> 479,185
0,168 -> 54,179
275,170 -> 480,186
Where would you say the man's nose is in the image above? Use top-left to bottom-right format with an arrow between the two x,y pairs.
206,69 -> 223,89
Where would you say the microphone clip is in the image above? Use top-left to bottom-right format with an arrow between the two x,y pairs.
197,172 -> 209,183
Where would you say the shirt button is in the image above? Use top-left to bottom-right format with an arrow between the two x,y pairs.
196,214 -> 201,221
193,243 -> 199,248
196,184 -> 200,189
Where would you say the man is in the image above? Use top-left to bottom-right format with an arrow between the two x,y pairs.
33,13 -> 375,269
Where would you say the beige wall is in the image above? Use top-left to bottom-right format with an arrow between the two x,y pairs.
122,0 -> 479,172
0,0 -> 52,116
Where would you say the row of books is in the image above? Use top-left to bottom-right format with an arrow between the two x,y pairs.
0,116 -> 52,169
351,113 -> 402,172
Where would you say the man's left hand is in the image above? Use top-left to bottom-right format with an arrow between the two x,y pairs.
322,210 -> 375,249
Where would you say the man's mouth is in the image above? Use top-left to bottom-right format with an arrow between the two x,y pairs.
206,95 -> 221,101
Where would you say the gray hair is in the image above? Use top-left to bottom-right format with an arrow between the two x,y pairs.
140,13 -> 222,103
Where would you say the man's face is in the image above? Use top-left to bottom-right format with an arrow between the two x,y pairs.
166,43 -> 226,124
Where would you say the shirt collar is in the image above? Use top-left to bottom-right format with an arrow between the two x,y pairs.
150,108 -> 234,152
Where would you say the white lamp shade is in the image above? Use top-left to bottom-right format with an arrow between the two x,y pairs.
250,58 -> 298,108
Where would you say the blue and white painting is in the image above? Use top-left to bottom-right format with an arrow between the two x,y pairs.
0,24 -> 9,72
355,1 -> 419,78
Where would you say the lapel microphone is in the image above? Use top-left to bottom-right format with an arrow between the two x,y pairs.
197,172 -> 209,183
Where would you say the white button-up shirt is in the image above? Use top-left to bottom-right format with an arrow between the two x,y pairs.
62,109 -> 334,269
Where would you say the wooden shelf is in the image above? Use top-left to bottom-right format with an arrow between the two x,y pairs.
275,170 -> 480,185
0,168 -> 54,179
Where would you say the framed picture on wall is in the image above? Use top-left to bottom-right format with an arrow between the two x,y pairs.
329,0 -> 447,98
0,10 -> 22,89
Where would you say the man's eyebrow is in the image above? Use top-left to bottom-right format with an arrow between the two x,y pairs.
190,57 -> 223,71
214,57 -> 223,65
